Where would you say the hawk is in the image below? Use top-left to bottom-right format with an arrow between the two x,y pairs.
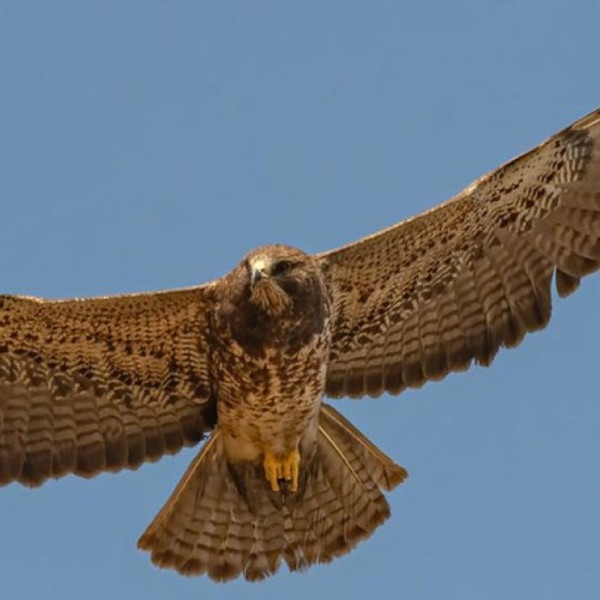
1,108 -> 600,582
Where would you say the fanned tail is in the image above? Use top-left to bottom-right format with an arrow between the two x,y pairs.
137,404 -> 407,582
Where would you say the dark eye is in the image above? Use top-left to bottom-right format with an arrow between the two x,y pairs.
271,260 -> 293,276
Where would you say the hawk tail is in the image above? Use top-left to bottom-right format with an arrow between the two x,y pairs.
282,403 -> 408,571
137,405 -> 407,582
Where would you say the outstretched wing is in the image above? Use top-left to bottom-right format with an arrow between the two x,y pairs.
0,284 -> 217,486
319,108 -> 600,398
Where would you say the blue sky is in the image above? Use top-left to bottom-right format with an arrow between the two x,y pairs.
1,2 -> 600,599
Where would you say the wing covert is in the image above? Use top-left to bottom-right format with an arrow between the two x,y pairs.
319,108 -> 600,398
0,285 -> 217,486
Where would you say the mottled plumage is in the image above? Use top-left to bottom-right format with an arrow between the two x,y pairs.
2,108 -> 600,581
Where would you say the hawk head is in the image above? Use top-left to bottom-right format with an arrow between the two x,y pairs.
217,245 -> 330,352
243,245 -> 323,318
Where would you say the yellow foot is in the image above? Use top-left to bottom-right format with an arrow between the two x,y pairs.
263,449 -> 300,493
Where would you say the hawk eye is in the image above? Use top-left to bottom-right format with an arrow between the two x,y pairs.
271,260 -> 293,276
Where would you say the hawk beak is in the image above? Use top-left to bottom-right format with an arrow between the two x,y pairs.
251,259 -> 270,285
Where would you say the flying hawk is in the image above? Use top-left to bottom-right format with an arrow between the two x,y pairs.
1,109 -> 600,582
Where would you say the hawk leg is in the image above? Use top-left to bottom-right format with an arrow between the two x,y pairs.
263,449 -> 300,492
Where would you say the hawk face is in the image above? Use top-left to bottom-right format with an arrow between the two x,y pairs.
244,245 -> 324,319
218,245 -> 330,353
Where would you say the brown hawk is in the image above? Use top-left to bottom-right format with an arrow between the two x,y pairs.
1,108 -> 600,581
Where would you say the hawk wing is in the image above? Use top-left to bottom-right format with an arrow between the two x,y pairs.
0,285 -> 217,487
319,108 -> 600,398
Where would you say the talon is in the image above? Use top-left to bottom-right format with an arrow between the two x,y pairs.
262,449 -> 300,493
284,449 -> 300,492
263,452 -> 281,492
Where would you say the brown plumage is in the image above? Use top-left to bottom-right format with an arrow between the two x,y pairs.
2,108 -> 600,581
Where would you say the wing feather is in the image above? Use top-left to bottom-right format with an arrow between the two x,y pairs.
0,285 -> 217,486
320,108 -> 600,398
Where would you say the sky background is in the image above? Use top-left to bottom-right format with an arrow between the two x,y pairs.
1,2 -> 600,599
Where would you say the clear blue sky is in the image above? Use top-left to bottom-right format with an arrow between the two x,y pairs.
1,2 -> 599,599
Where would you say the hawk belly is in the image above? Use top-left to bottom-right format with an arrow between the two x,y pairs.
213,330 -> 330,472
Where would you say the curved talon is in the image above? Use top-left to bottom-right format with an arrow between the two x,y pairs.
263,452 -> 281,492
263,449 -> 300,493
